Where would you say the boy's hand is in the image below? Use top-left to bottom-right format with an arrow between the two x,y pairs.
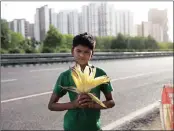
87,101 -> 95,108
73,93 -> 93,108
80,94 -> 96,108
79,93 -> 92,108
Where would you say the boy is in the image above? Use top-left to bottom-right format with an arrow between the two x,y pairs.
48,32 -> 115,131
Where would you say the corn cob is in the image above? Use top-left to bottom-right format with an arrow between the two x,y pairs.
70,64 -> 110,108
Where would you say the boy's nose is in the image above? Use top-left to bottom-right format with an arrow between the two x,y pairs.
79,53 -> 85,57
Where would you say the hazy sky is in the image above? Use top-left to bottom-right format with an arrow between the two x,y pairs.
2,1 -> 173,41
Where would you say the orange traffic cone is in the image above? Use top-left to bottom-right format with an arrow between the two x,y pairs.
160,84 -> 174,130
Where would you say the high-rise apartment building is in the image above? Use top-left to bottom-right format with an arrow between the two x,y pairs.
81,5 -> 89,33
115,10 -> 134,36
151,23 -> 163,42
142,21 -> 152,37
34,5 -> 50,41
9,19 -> 25,37
9,20 -> 18,33
78,13 -> 83,34
88,3 -> 100,36
98,3 -> 116,36
148,8 -> 168,42
135,24 -> 143,36
34,11 -> 40,41
142,21 -> 163,42
32,3 -> 136,40
24,21 -> 35,39
28,23 -> 35,39
57,10 -> 69,34
68,10 -> 79,36
9,19 -> 35,39
25,21 -> 30,38
49,8 -> 57,28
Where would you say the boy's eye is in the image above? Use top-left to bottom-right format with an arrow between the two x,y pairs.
76,49 -> 91,55
84,51 -> 90,54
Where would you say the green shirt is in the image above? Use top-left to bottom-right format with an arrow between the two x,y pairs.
53,66 -> 113,131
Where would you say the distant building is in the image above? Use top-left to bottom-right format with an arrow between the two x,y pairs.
142,21 -> 152,37
28,23 -> 35,39
135,24 -> 143,36
98,3 -> 116,36
9,19 -> 25,37
25,21 -> 30,38
34,5 -> 50,41
57,10 -> 69,34
31,3 -> 137,40
49,8 -> 57,28
68,10 -> 79,36
115,10 -> 134,36
34,11 -> 40,41
148,8 -> 168,42
78,13 -> 83,34
142,21 -> 163,42
151,23 -> 163,42
88,3 -> 100,36
81,5 -> 89,33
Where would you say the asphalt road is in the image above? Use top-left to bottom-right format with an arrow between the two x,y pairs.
1,56 -> 173,130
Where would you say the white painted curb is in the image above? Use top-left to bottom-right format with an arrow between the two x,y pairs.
102,100 -> 160,130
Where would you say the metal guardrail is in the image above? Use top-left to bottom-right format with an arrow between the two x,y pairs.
1,51 -> 173,66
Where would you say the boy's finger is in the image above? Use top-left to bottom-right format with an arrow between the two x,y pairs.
79,94 -> 92,100
88,102 -> 95,108
79,94 -> 87,98
80,103 -> 90,107
79,98 -> 92,104
76,94 -> 81,100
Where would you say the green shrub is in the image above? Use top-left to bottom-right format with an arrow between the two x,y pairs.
42,47 -> 54,53
0,49 -> 8,54
8,48 -> 22,53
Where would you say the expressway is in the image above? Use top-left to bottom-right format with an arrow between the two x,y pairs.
1,56 -> 173,130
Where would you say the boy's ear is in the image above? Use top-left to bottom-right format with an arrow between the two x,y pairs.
71,48 -> 74,56
91,51 -> 94,58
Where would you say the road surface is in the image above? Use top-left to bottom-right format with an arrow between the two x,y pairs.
1,56 -> 173,130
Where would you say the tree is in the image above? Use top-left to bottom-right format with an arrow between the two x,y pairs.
111,33 -> 127,49
95,37 -> 104,49
103,36 -> 114,49
158,42 -> 173,50
43,25 -> 63,52
1,19 -> 10,49
62,34 -> 74,49
167,42 -> 173,49
31,37 -> 41,49
128,36 -> 145,50
10,31 -> 25,48
144,35 -> 158,49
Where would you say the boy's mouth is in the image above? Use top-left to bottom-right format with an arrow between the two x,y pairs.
77,60 -> 87,64
78,59 -> 86,61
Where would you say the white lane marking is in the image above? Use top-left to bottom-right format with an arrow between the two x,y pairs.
1,79 -> 17,83
30,68 -> 64,72
1,69 -> 171,103
111,69 -> 171,82
102,101 -> 160,130
1,91 -> 52,103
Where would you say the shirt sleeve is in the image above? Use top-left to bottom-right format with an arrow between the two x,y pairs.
99,69 -> 114,94
53,73 -> 67,97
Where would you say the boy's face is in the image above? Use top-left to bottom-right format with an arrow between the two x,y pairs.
72,45 -> 93,66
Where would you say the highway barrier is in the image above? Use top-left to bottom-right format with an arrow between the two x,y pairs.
1,51 -> 173,66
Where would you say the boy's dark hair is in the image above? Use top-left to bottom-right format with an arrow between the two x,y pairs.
72,32 -> 96,51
